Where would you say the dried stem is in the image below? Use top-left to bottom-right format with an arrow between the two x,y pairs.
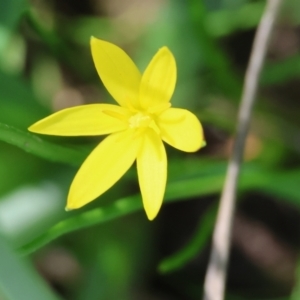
202,1 -> 283,299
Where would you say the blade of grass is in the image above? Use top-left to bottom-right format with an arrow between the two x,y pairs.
158,204 -> 217,273
18,164 -> 227,255
261,54 -> 300,85
19,162 -> 268,255
291,257 -> 300,300
0,123 -> 88,166
206,2 -> 264,38
187,0 -> 242,100
158,166 -> 300,274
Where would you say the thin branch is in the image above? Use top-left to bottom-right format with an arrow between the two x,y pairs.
202,1 -> 283,300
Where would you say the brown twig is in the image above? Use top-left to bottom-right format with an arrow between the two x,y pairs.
202,1 -> 283,299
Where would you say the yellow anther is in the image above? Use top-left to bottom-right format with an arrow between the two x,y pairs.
129,113 -> 151,128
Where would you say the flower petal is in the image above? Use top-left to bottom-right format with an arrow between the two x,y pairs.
67,130 -> 141,209
137,129 -> 167,220
158,108 -> 204,152
139,47 -> 176,109
91,37 -> 141,108
28,104 -> 130,136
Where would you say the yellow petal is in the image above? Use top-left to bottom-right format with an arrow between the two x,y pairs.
28,104 -> 130,136
91,37 -> 141,108
137,129 -> 167,220
67,130 -> 141,209
139,47 -> 176,109
158,108 -> 203,152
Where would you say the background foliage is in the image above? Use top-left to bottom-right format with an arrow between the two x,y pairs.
0,0 -> 300,299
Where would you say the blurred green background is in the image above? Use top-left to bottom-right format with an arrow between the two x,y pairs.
0,0 -> 300,299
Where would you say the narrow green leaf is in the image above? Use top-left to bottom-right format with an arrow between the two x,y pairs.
187,0 -> 242,100
157,168 -> 300,274
16,149 -> 291,258
0,0 -> 27,28
17,159 -> 290,257
19,164 -> 226,255
19,194 -> 142,255
291,257 -> 300,300
158,204 -> 217,273
205,2 -> 264,38
261,54 -> 300,85
0,70 -> 47,128
0,123 -> 88,166
0,234 -> 60,300
0,0 -> 27,53
25,11 -> 91,80
256,170 -> 300,206
19,162 -> 266,255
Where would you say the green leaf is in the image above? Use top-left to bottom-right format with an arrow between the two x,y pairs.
0,70 -> 48,127
158,204 -> 217,273
18,160 -> 226,254
291,257 -> 300,300
0,234 -> 60,300
19,161 -> 264,255
157,167 -> 300,274
25,11 -> 92,80
17,157 -> 299,258
261,54 -> 300,85
0,123 -> 88,166
187,0 -> 242,100
0,0 -> 27,53
256,170 -> 300,206
0,0 -> 27,28
205,2 -> 264,38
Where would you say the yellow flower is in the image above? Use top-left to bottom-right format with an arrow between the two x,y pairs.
29,37 -> 204,220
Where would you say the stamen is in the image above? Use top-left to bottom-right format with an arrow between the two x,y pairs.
129,113 -> 151,128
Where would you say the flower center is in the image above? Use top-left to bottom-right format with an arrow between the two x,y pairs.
129,112 -> 151,129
